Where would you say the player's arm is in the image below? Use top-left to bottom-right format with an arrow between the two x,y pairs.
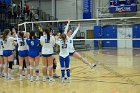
71,23 -> 80,38
51,36 -> 56,47
40,36 -> 44,46
64,18 -> 70,34
10,37 -> 17,46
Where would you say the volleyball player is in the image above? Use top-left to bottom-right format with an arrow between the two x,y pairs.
26,31 -> 40,82
0,33 -> 4,77
50,31 -> 60,78
64,19 -> 96,68
40,29 -> 55,82
17,32 -> 30,80
56,33 -> 70,83
2,29 -> 15,80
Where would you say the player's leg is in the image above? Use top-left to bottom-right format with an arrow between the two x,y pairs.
42,56 -> 47,81
7,53 -> 14,80
35,56 -> 40,81
52,57 -> 60,78
72,52 -> 96,68
0,56 -> 3,77
65,56 -> 70,83
18,56 -> 24,80
47,56 -> 55,82
59,56 -> 65,83
29,57 -> 35,82
25,56 -> 30,79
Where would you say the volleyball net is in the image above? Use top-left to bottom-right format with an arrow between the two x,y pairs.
18,17 -> 140,51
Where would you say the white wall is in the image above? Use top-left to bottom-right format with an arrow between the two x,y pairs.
56,0 -> 82,20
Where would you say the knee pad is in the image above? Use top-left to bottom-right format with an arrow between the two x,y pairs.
19,66 -> 22,70
35,69 -> 39,74
66,68 -> 70,72
27,66 -> 30,70
61,67 -> 65,71
53,63 -> 57,69
8,62 -> 13,69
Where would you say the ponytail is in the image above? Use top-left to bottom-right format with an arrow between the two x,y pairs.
44,29 -> 50,41
19,32 -> 25,44
2,29 -> 10,41
29,31 -> 36,40
61,33 -> 66,44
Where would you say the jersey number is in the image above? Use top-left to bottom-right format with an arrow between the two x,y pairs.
62,44 -> 67,49
31,41 -> 34,46
45,39 -> 50,43
20,42 -> 25,46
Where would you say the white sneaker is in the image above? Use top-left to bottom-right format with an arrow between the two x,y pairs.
53,73 -> 60,78
66,77 -> 71,83
7,76 -> 14,80
90,63 -> 96,69
30,76 -> 34,82
46,75 -> 49,79
36,76 -> 40,81
61,78 -> 65,83
42,76 -> 46,82
26,74 -> 30,80
49,78 -> 55,82
4,74 -> 8,80
20,75 -> 23,81
2,73 -> 5,77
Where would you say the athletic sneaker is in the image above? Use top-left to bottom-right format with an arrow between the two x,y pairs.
26,74 -> 30,80
2,73 -> 5,77
20,75 -> 23,81
66,77 -> 71,83
53,73 -> 60,78
4,73 -> 8,80
30,76 -> 34,82
7,76 -> 14,80
49,78 -> 55,82
64,77 -> 67,80
46,75 -> 49,79
90,63 -> 96,69
36,76 -> 40,81
61,78 -> 65,83
42,76 -> 46,82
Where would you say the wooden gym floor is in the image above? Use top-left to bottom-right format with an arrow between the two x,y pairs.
0,49 -> 140,93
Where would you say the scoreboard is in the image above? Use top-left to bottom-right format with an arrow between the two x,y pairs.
109,0 -> 137,13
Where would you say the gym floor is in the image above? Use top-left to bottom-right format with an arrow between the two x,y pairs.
0,49 -> 140,93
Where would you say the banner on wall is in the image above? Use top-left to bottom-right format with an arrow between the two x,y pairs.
83,0 -> 93,19
109,0 -> 137,13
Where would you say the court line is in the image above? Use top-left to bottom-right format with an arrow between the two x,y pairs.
71,78 -> 140,86
79,51 -> 138,86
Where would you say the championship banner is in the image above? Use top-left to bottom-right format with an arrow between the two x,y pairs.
83,0 -> 93,19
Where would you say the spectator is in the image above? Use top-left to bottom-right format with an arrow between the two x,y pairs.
25,1 -> 30,16
17,5 -> 21,18
34,13 -> 39,21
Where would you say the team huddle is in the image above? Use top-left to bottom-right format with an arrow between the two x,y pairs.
0,20 -> 96,83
